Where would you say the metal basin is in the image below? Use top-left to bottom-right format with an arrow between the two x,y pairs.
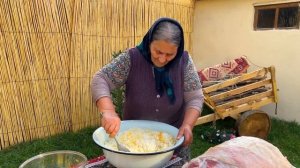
19,150 -> 87,168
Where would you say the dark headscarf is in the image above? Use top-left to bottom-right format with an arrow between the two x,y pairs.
136,17 -> 185,104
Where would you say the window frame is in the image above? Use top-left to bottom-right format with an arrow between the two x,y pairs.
254,2 -> 300,30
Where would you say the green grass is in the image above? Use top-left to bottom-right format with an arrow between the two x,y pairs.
1,117 -> 299,168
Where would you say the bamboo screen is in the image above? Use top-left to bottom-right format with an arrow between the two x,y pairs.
0,0 -> 195,150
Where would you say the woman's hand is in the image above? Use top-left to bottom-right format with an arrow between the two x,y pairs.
96,97 -> 121,137
101,111 -> 121,137
177,124 -> 193,146
177,108 -> 200,146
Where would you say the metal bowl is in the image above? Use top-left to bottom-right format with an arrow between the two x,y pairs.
93,120 -> 184,168
19,150 -> 87,168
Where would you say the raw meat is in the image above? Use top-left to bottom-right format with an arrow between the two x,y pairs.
183,136 -> 294,168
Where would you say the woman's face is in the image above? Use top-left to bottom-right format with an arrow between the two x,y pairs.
150,40 -> 178,67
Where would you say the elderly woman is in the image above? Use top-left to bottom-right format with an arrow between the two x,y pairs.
91,17 -> 204,165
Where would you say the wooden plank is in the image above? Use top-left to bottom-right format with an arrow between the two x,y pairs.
216,90 -> 273,112
203,67 -> 269,93
195,113 -> 220,125
204,101 -> 214,111
210,79 -> 272,102
195,110 -> 241,125
203,92 -> 216,110
269,66 -> 279,103
219,97 -> 275,118
230,113 -> 241,120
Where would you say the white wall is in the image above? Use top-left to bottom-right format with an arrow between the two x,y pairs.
192,0 -> 300,123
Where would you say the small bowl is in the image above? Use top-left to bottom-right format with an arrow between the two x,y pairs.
19,150 -> 87,168
93,120 -> 184,168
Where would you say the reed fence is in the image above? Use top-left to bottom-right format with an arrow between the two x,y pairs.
0,0 -> 195,150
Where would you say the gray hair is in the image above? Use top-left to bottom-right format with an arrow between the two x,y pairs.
152,21 -> 182,46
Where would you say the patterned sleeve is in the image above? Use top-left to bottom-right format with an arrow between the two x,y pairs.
183,55 -> 204,113
100,51 -> 131,89
184,55 -> 202,92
